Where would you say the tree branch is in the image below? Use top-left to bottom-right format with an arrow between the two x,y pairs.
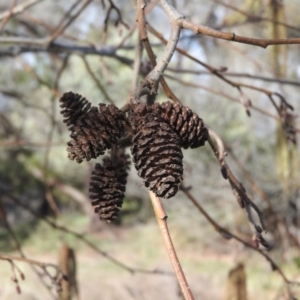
0,0 -> 42,21
0,42 -> 134,65
149,191 -> 195,300
181,187 -> 300,298
207,129 -> 269,248
158,0 -> 300,48
0,186 -> 172,277
136,0 -> 180,102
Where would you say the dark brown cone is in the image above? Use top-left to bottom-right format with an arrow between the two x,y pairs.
157,102 -> 208,149
59,92 -> 92,130
67,105 -> 129,163
130,103 -> 183,199
89,149 -> 130,222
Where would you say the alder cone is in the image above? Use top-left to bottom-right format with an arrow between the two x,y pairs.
59,92 -> 92,130
157,102 -> 208,149
131,103 -> 183,199
67,104 -> 129,163
89,150 -> 130,222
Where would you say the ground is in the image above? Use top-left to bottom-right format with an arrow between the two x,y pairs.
0,214 -> 299,300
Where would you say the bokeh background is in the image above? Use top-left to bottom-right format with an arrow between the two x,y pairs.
0,0 -> 300,299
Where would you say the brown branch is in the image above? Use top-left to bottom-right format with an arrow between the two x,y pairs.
147,24 -> 247,89
168,2 -> 300,48
47,0 -> 92,45
181,188 -> 300,297
0,254 -> 67,293
81,56 -> 115,104
103,0 -> 129,35
149,191 -> 195,300
166,68 -> 300,87
0,0 -> 92,47
15,57 -> 62,98
27,165 -> 93,218
1,187 -> 173,277
214,0 -> 300,33
0,200 -> 59,297
207,129 -> 269,248
148,24 -> 295,125
136,0 -> 180,102
0,0 -> 41,21
227,148 -> 300,249
164,74 -> 280,121
144,0 -> 182,87
0,42 -> 134,65
0,0 -> 17,33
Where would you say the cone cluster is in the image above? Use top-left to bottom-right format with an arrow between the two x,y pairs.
89,149 -> 130,222
60,91 -> 208,220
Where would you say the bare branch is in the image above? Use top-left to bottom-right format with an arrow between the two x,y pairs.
207,129 -> 269,248
0,0 -> 42,21
0,254 -> 67,293
0,186 -> 172,277
145,0 -> 183,86
81,56 -> 115,104
47,0 -> 92,45
213,0 -> 300,33
149,191 -> 195,300
166,68 -> 300,87
182,187 -> 300,297
0,42 -> 134,65
136,0 -> 180,102
0,0 -> 17,33
157,0 -> 300,48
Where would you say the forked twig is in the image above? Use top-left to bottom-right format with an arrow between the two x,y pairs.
159,0 -> 300,48
207,129 -> 269,248
136,0 -> 180,102
0,254 -> 67,294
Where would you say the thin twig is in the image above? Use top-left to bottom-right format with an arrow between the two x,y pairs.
164,74 -> 280,120
1,187 -> 172,277
157,0 -> 300,48
213,0 -> 300,33
81,56 -> 115,104
47,0 -> 92,45
148,24 -> 295,127
228,148 -> 300,249
0,0 -> 42,21
43,57 -> 70,217
145,0 -> 182,88
181,187 -> 300,297
149,191 -> 195,300
183,11 -> 300,48
207,129 -> 269,248
0,255 -> 63,276
0,200 -> 58,298
0,41 -> 134,65
0,254 -> 67,292
166,68 -> 300,87
136,0 -> 180,102
0,0 -> 17,33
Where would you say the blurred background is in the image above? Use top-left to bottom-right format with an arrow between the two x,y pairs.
0,0 -> 300,299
